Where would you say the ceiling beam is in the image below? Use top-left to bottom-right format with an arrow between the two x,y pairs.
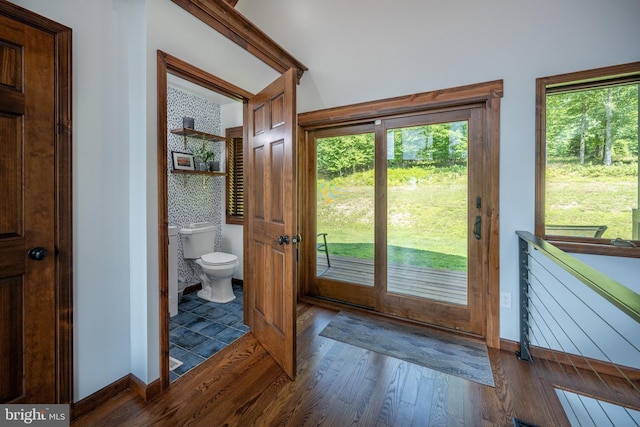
171,0 -> 307,81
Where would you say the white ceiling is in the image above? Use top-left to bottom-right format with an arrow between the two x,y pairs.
235,0 -> 640,114
167,73 -> 238,107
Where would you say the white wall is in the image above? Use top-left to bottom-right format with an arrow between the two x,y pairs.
220,102 -> 245,280
10,0 -> 276,402
142,0 -> 279,305
12,0 -> 136,400
237,0 -> 640,341
11,0 -> 639,402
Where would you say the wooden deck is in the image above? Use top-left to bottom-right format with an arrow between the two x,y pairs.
317,254 -> 468,305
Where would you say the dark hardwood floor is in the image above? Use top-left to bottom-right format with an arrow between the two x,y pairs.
72,303 -> 637,426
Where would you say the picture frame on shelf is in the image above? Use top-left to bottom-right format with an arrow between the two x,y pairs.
171,151 -> 195,170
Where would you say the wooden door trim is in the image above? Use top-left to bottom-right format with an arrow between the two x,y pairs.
169,0 -> 307,81
298,80 -> 502,348
157,50 -> 253,392
0,0 -> 73,403
298,80 -> 504,128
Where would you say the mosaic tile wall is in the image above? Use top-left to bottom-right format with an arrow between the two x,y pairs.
167,85 -> 225,286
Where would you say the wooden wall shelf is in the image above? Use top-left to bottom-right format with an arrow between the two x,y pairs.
171,169 -> 225,177
170,128 -> 226,142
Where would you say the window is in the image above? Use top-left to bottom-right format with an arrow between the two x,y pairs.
535,62 -> 640,256
226,126 -> 244,224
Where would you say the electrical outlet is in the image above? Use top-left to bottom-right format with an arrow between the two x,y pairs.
500,292 -> 512,309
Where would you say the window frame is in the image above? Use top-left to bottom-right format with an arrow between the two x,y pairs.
535,61 -> 640,258
226,125 -> 244,224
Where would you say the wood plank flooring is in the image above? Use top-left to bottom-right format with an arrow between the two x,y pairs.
72,303 -> 638,426
317,255 -> 467,305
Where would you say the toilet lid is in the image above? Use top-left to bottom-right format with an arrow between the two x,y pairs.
201,252 -> 238,266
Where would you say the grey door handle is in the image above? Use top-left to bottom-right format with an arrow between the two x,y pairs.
28,247 -> 48,261
474,216 -> 481,240
277,235 -> 290,245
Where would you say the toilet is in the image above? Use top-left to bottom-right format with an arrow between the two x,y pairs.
178,222 -> 239,303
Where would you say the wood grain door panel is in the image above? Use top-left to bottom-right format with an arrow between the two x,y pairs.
246,69 -> 297,378
0,115 -> 22,237
0,13 -> 57,404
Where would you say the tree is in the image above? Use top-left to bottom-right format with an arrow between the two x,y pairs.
546,84 -> 638,165
317,133 -> 375,178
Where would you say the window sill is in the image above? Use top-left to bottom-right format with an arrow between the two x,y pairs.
546,239 -> 640,258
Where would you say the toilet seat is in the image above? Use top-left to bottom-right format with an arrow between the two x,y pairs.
201,252 -> 238,267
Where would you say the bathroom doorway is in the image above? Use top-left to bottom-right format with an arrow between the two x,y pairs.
166,75 -> 245,382
157,51 -> 254,390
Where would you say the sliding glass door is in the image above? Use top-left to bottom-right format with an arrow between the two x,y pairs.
380,110 -> 485,334
385,117 -> 469,305
304,107 -> 487,335
308,124 -> 377,308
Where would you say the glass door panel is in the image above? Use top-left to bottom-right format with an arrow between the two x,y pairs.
305,107 -> 486,334
386,122 -> 469,305
316,131 -> 375,286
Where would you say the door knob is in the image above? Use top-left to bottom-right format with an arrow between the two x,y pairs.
28,247 -> 48,261
277,235 -> 290,245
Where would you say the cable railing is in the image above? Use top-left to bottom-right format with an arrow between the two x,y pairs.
516,231 -> 640,425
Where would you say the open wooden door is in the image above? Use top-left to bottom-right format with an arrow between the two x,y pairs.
245,68 -> 297,378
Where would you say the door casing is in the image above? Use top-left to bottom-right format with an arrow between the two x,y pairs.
157,51 -> 262,391
298,80 -> 503,347
0,1 -> 73,403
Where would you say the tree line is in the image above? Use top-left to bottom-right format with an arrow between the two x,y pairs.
316,122 -> 468,179
316,84 -> 638,179
547,85 -> 638,165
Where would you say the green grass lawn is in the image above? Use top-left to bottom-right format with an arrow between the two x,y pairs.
327,242 -> 467,271
317,163 -> 638,271
317,167 -> 468,271
546,163 -> 638,239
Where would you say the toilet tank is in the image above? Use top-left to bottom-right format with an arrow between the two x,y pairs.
179,222 -> 216,259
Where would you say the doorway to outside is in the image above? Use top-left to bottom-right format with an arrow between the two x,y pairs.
298,81 -> 502,343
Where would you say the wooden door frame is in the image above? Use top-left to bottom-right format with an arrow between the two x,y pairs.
297,80 -> 503,348
156,51 -> 254,391
0,0 -> 73,403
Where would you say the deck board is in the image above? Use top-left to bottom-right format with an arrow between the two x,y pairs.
317,255 -> 468,305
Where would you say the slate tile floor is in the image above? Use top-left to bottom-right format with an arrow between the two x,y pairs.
169,284 -> 248,382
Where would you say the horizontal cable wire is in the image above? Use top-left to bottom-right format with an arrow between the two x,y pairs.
528,253 -> 640,355
520,242 -> 640,425
527,285 -> 588,384
527,268 -> 609,388
527,254 -> 640,393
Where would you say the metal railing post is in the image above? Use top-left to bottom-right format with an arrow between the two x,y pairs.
516,237 -> 533,363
